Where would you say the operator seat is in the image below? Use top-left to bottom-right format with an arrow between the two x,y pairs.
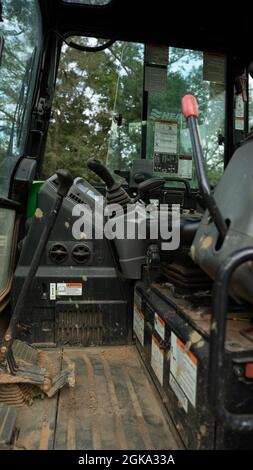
191,138 -> 253,303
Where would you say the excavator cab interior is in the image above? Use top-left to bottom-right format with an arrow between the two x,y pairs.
1,0 -> 253,452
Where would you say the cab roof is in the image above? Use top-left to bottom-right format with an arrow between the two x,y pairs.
41,0 -> 252,59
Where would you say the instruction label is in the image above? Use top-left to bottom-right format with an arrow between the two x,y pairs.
154,153 -> 178,173
178,155 -> 193,179
57,282 -> 82,296
169,373 -> 188,412
151,335 -> 164,385
50,283 -> 56,300
154,120 -> 178,154
134,291 -> 141,309
145,65 -> 167,92
133,305 -> 145,346
170,332 -> 198,407
235,94 -> 244,130
154,313 -> 165,340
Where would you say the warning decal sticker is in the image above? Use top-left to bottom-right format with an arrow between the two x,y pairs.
50,282 -> 83,299
50,283 -> 56,300
178,155 -> 193,179
170,332 -> 198,408
154,313 -> 165,340
57,283 -> 82,296
169,373 -> 188,412
133,304 -> 145,346
151,335 -> 164,385
154,120 -> 178,155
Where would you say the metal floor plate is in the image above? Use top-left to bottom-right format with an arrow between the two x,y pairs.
14,346 -> 182,450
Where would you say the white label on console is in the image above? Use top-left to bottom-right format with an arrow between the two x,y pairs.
57,282 -> 82,296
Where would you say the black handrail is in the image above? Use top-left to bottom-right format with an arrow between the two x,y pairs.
209,247 -> 253,432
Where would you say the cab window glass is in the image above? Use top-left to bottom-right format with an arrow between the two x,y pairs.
43,38 -> 144,181
146,47 -> 226,187
0,0 -> 42,197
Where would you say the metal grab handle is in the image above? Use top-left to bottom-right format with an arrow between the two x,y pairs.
209,247 -> 253,432
0,170 -> 73,367
181,94 -> 227,242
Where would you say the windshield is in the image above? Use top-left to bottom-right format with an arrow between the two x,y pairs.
0,0 -> 42,198
43,38 -> 226,188
43,37 -> 144,182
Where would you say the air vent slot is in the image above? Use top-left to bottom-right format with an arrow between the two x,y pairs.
49,243 -> 68,264
72,244 -> 91,264
68,193 -> 85,204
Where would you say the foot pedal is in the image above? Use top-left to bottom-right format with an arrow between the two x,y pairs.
0,341 -> 75,405
0,403 -> 17,449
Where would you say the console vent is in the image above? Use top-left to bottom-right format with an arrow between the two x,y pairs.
72,244 -> 91,264
49,243 -> 68,264
68,193 -> 85,204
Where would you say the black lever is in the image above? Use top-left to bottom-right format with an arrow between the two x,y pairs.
209,247 -> 253,432
56,169 -> 74,197
0,169 -> 74,367
132,177 -> 164,203
87,158 -> 115,189
182,95 -> 227,241
87,158 -> 131,209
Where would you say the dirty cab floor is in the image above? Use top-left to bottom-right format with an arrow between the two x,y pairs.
14,345 -> 182,450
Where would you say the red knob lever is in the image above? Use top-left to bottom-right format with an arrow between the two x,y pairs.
181,94 -> 199,119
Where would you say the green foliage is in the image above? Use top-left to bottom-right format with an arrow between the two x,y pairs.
43,40 -> 144,181
0,0 -> 41,196
43,41 -> 226,187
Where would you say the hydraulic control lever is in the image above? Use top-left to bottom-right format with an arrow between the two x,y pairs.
132,177 -> 164,203
87,158 -> 166,207
87,158 -> 131,208
87,158 -> 116,189
0,169 -> 74,366
182,94 -> 227,241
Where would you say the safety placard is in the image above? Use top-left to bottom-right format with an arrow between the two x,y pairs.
170,332 -> 198,407
178,155 -> 193,179
169,373 -> 188,413
154,153 -> 178,174
133,305 -> 145,346
57,283 -> 82,296
154,120 -> 178,154
154,313 -> 165,340
151,335 -> 164,385
50,283 -> 56,300
235,94 -> 244,130
134,291 -> 141,310
145,65 -> 167,92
